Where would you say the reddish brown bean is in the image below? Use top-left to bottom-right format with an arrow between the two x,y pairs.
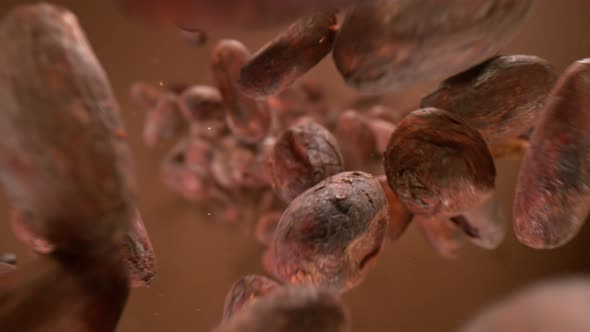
118,0 -> 357,29
269,118 -> 344,203
384,108 -> 496,217
514,59 -> 590,249
0,256 -> 129,332
376,175 -> 412,241
211,39 -> 271,144
416,215 -> 466,259
421,55 -> 556,144
222,275 -> 279,321
143,92 -> 186,147
255,211 -> 283,246
0,4 -> 135,254
334,110 -> 376,170
213,286 -> 349,332
272,171 -> 388,292
333,0 -> 533,93
452,193 -> 506,249
460,278 -> 590,332
238,12 -> 338,98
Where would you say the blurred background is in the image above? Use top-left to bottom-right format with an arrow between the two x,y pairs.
1,1 -> 590,331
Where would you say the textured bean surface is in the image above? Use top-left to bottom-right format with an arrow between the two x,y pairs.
238,12 -> 338,98
421,55 -> 556,144
213,286 -> 349,332
460,278 -> 590,332
384,108 -> 496,217
272,172 -> 388,292
0,4 -> 135,253
270,118 -> 344,203
211,39 -> 271,144
514,59 -> 590,249
333,0 -> 533,93
222,275 -> 279,321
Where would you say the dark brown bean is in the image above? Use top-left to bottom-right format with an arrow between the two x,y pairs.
118,0 -> 358,29
269,118 -> 344,203
460,278 -> 590,332
211,39 -> 271,144
272,171 -> 388,292
384,108 -> 496,217
255,211 -> 283,246
10,208 -> 157,288
415,215 -> 465,259
143,92 -> 186,147
238,12 -> 338,98
421,55 -> 556,144
333,0 -> 533,93
489,137 -> 529,160
452,193 -> 506,249
376,175 -> 412,241
334,110 -> 376,170
0,3 -> 135,254
213,286 -> 350,332
130,82 -> 164,110
514,59 -> 590,249
222,275 -> 279,321
0,255 -> 129,332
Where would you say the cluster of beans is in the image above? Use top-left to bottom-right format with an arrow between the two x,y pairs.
2,0 -> 590,331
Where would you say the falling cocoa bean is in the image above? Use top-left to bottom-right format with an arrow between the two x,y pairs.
333,0 -> 533,93
514,59 -> 590,249
421,55 -> 556,144
269,118 -> 344,203
0,3 -> 136,254
238,12 -> 338,98
272,171 -> 388,292
384,108 -> 496,217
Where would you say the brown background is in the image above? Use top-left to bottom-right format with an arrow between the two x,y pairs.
1,1 -> 590,331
